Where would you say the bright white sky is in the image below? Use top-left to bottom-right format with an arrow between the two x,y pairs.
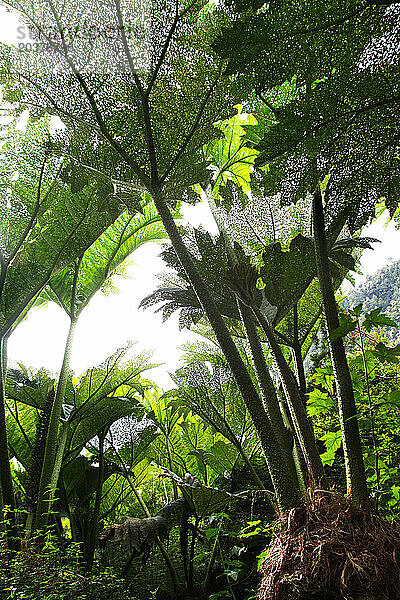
2,5 -> 400,389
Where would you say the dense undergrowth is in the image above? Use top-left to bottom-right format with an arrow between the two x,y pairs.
0,544 -> 132,600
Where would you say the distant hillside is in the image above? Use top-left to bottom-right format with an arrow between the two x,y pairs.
345,260 -> 400,341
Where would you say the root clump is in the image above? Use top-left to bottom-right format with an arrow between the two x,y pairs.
259,489 -> 400,600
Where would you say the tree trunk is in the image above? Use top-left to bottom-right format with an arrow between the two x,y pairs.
312,187 -> 369,506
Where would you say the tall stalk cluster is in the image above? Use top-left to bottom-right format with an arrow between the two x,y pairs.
0,1 -> 374,554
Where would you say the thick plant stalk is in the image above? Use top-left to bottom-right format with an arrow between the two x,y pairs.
151,186 -> 300,511
290,304 -> 307,397
206,189 -> 293,448
238,302 -> 299,480
34,316 -> 78,531
0,335 -> 19,549
204,521 -> 221,590
0,485 -> 4,535
0,336 -> 14,509
276,386 -> 306,494
250,303 -> 326,485
187,515 -> 199,593
50,424 -> 69,492
165,434 -> 178,500
25,389 -> 55,539
290,345 -> 307,397
206,187 -> 299,486
312,187 -> 369,506
85,431 -> 106,571
34,257 -> 82,532
238,302 -> 286,433
25,390 -> 55,507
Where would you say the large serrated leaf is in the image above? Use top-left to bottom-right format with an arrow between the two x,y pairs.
259,234 -> 315,324
330,249 -> 356,271
0,117 -> 122,336
40,200 -> 175,317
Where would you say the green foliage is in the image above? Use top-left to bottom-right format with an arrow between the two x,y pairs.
141,222 -> 353,339
203,106 -> 259,210
140,228 -> 242,326
308,308 -> 400,511
160,469 -> 246,519
5,401 -> 37,470
330,313 -> 357,341
4,349 -> 155,508
0,116 -> 118,335
345,261 -> 400,342
306,389 -> 335,417
6,367 -> 53,410
38,196 -> 172,319
373,342 -> 400,364
258,234 -> 315,324
63,347 -> 153,456
319,431 -> 343,467
0,546 -> 134,600
0,0 -> 250,205
214,0 -> 400,231
332,306 -> 399,344
364,308 -> 399,333
145,393 -> 225,486
2,0 -> 400,595
171,347 -> 250,446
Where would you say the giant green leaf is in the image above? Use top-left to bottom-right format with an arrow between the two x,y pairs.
140,228 -> 242,326
259,234 -> 315,324
204,106 -> 259,210
6,401 -> 38,469
64,347 -> 156,455
0,117 -> 120,336
0,0 -> 251,208
5,367 -> 54,410
39,197 -> 177,318
171,355 -> 248,445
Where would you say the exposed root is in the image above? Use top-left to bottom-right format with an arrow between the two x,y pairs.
259,489 -> 400,600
